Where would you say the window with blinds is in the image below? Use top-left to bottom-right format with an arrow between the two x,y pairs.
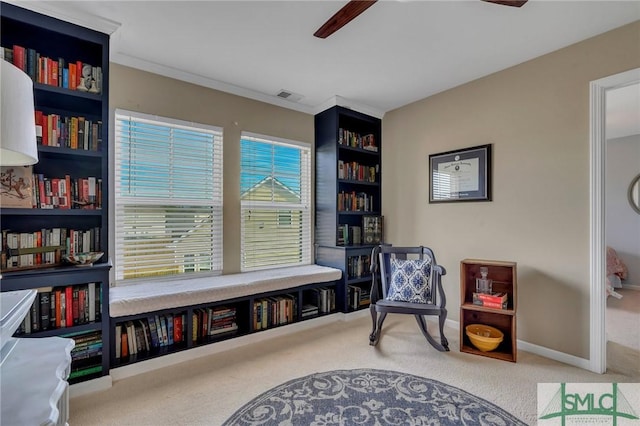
114,110 -> 223,282
240,132 -> 311,271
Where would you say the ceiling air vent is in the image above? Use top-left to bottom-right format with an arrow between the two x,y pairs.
276,89 -> 303,103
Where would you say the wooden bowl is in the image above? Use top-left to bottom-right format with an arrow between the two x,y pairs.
465,324 -> 504,352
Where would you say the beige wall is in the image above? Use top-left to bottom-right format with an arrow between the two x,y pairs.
109,21 -> 639,359
382,21 -> 640,358
109,64 -> 314,274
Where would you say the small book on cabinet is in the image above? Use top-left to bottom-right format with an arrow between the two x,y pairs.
472,292 -> 508,310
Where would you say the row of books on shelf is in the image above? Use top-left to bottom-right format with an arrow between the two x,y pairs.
115,314 -> 184,359
347,254 -> 371,279
337,191 -> 375,212
0,166 -> 102,209
338,128 -> 378,152
471,292 -> 509,310
63,330 -> 104,380
338,160 -> 378,183
315,287 -> 336,315
299,287 -> 337,319
1,227 -> 101,270
114,306 -> 239,359
194,305 -> 238,341
33,173 -> 102,210
254,295 -> 297,330
35,110 -> 103,151
15,283 -> 102,335
348,285 -> 371,310
337,224 -> 362,246
3,46 -> 103,94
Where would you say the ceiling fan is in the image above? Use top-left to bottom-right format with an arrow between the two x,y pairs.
313,0 -> 528,39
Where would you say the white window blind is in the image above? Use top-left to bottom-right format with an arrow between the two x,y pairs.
240,132 -> 311,271
114,110 -> 223,282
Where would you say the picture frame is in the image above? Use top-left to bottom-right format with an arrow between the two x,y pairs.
362,215 -> 383,245
1,166 -> 34,208
429,144 -> 492,203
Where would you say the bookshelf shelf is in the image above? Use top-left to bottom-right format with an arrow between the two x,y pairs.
0,208 -> 103,217
459,259 -> 517,362
1,2 -> 110,384
314,106 -> 381,313
39,146 -> 103,158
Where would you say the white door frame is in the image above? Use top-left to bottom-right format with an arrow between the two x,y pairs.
589,67 -> 640,374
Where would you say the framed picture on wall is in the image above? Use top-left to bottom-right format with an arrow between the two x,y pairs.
429,144 -> 492,203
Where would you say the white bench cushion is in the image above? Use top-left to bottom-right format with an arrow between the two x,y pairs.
109,264 -> 342,318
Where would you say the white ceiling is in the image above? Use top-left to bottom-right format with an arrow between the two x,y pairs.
10,0 -> 640,122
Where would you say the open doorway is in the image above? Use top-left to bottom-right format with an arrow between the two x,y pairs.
589,68 -> 640,374
604,83 -> 640,376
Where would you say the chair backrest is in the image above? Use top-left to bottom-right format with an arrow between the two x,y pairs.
375,245 -> 442,305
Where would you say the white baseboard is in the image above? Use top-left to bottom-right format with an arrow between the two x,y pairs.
517,339 -> 591,370
69,375 -> 112,398
621,283 -> 640,291
444,319 -> 591,370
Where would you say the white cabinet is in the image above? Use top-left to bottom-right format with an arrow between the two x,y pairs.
1,290 -> 74,426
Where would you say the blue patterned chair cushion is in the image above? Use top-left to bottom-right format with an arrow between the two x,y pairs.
387,257 -> 432,303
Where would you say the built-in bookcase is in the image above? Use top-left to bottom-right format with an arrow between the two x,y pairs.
314,106 -> 382,312
0,2 -> 110,384
110,282 -> 338,369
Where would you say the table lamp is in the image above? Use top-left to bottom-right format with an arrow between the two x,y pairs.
0,59 -> 38,166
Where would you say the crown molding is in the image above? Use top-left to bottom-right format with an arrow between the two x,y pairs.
110,52 -> 317,115
313,96 -> 385,119
6,0 -> 121,35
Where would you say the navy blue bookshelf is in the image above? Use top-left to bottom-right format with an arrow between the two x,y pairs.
314,106 -> 382,312
1,2 -> 110,384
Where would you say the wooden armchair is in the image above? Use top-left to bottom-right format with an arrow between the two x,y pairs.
369,245 -> 449,351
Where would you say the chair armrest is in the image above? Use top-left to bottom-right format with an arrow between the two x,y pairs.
369,245 -> 382,304
432,265 -> 447,308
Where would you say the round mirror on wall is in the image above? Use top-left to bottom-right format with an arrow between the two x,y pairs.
629,173 -> 640,214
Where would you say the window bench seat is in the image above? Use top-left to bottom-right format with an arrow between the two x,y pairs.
109,264 -> 343,318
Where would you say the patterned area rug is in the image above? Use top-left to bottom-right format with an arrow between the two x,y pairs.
223,368 -> 527,425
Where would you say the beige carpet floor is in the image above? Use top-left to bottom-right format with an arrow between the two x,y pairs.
70,314 -> 638,426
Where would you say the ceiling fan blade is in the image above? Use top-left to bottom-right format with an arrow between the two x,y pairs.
482,0 -> 528,7
314,0 -> 378,39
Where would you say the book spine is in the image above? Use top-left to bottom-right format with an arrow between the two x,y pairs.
39,290 -> 50,330
65,286 -> 73,327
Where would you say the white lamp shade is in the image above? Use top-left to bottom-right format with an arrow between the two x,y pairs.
0,60 -> 38,166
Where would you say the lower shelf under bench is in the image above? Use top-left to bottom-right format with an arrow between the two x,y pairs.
110,284 -> 338,368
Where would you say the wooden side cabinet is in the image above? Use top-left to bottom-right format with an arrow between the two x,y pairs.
459,259 -> 517,362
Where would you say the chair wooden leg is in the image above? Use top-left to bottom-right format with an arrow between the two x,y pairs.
370,312 -> 387,346
415,315 -> 449,352
438,309 -> 450,351
369,304 -> 378,345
